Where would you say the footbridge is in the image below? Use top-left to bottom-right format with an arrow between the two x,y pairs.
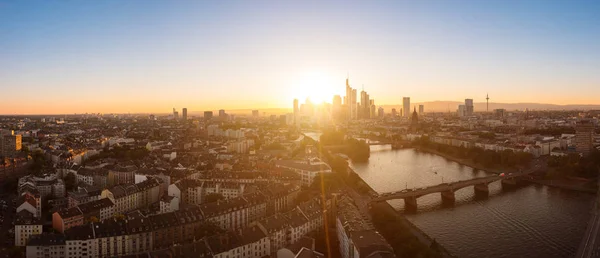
371,170 -> 534,209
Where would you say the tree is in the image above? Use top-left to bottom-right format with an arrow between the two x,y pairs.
263,142 -> 285,150
0,156 -> 6,175
64,172 -> 77,191
204,193 -> 225,203
30,151 -> 46,175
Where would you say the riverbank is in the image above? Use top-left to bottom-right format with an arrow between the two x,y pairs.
414,146 -> 599,194
346,166 -> 456,258
526,178 -> 597,194
376,201 -> 457,258
413,146 -> 515,175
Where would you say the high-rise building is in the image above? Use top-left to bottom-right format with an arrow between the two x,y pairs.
351,89 -> 357,119
173,108 -> 179,120
0,130 -> 21,157
252,110 -> 259,117
293,99 -> 299,127
204,111 -> 213,120
465,99 -> 474,116
345,77 -> 358,120
219,109 -> 226,119
378,107 -> 384,118
403,97 -> 410,117
458,105 -> 466,117
370,104 -> 376,118
360,90 -> 370,119
419,105 -> 424,115
576,120 -> 595,155
333,95 -> 342,107
332,95 -> 342,119
391,108 -> 397,117
182,108 -> 187,121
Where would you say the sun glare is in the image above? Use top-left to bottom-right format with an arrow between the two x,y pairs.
293,71 -> 337,104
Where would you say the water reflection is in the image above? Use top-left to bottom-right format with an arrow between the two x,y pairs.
350,147 -> 593,258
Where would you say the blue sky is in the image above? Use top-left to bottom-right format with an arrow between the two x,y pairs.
1,0 -> 599,113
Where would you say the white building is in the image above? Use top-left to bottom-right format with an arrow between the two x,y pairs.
15,215 -> 43,246
26,234 -> 66,258
274,158 -> 332,186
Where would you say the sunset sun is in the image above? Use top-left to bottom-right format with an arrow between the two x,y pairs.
293,71 -> 337,103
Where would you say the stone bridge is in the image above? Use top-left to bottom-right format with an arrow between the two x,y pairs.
371,171 -> 534,209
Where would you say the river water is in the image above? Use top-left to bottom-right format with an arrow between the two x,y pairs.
304,133 -> 593,258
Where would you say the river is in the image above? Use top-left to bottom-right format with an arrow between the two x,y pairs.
304,133 -> 593,258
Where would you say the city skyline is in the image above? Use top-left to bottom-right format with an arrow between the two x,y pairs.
2,1 -> 600,114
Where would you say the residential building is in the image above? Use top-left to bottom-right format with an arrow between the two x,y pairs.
26,233 -> 66,258
107,164 -> 137,186
199,197 -> 249,230
15,213 -> 43,246
17,192 -> 42,218
1,132 -> 22,157
159,195 -> 179,214
336,196 -> 394,258
52,207 -> 83,233
206,225 -> 270,258
76,168 -> 109,188
18,174 -> 65,199
100,178 -> 161,215
274,158 -> 332,186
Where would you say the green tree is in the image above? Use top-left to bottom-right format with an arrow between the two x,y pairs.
64,172 -> 77,191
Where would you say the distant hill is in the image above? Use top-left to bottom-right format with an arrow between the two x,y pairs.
380,101 -> 600,113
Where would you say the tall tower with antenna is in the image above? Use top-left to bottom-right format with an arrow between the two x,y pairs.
486,93 -> 490,112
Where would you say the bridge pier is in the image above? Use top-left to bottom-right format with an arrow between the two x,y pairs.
501,178 -> 518,188
440,190 -> 455,204
474,183 -> 489,196
404,196 -> 417,210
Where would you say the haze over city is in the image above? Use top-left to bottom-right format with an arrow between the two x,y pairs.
2,0 -> 600,114
3,1 -> 600,258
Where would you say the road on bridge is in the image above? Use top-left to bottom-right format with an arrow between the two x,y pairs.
373,170 -> 534,202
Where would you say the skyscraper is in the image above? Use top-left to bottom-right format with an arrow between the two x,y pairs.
219,109 -> 226,119
173,108 -> 179,120
465,99 -> 474,116
182,108 -> 187,121
345,77 -> 358,120
403,97 -> 410,117
418,105 -> 424,115
360,90 -> 370,119
576,120 -> 594,155
378,107 -> 384,118
293,99 -> 299,127
351,89 -> 357,119
332,95 -> 342,119
391,108 -> 397,117
458,105 -> 466,117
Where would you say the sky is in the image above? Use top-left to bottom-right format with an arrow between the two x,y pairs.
1,0 -> 599,114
